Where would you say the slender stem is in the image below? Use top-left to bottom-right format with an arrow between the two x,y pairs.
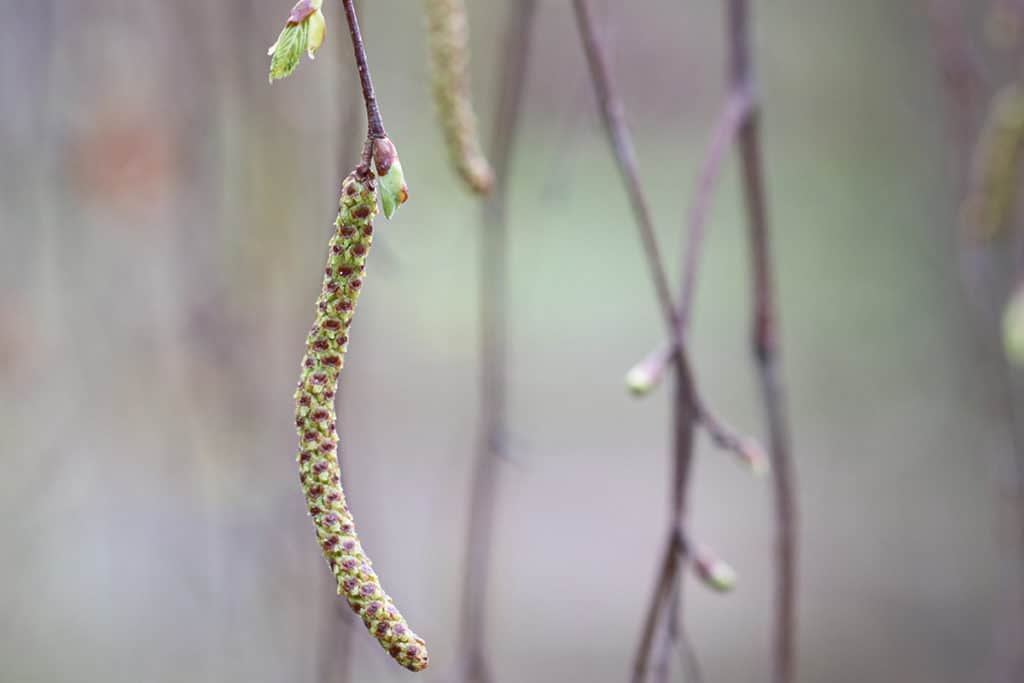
726,2 -> 797,683
630,532 -> 681,683
572,5 -> 702,683
679,89 -> 753,321
572,0 -> 683,339
340,0 -> 386,139
652,572 -> 680,683
458,3 -> 537,682
571,0 -> 702,519
625,89 -> 753,396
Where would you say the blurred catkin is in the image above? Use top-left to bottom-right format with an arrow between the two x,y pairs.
986,0 -> 1024,51
962,82 -> 1024,240
424,0 -> 495,194
294,165 -> 429,672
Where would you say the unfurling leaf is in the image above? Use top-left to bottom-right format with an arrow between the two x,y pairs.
268,0 -> 326,83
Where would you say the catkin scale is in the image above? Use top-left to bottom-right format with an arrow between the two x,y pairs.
424,0 -> 494,194
294,165 -> 429,672
962,83 -> 1024,240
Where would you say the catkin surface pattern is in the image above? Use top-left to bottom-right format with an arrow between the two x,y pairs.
425,0 -> 494,194
294,165 -> 429,672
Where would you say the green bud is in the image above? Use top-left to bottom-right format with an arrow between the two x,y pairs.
740,438 -> 770,477
373,137 -> 409,219
694,548 -> 738,593
624,344 -> 672,396
625,363 -> 658,396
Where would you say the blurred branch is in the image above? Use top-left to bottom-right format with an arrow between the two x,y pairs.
725,2 -> 798,683
622,70 -> 768,478
679,89 -> 752,320
458,3 -> 537,682
571,3 -> 711,681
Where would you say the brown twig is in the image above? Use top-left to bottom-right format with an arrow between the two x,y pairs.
629,530 -> 683,683
571,3 -> 703,682
572,0 -> 684,334
679,88 -> 753,319
624,87 -> 760,484
725,2 -> 798,682
457,3 -> 537,682
340,0 -> 386,139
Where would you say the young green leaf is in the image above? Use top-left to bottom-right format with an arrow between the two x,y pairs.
267,0 -> 326,83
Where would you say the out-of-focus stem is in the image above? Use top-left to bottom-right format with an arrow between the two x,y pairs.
458,3 -> 536,682
572,4 -> 703,682
726,2 -> 797,682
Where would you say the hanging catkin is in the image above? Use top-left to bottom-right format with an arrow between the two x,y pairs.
294,163 -> 429,672
962,83 -> 1024,240
424,0 -> 495,194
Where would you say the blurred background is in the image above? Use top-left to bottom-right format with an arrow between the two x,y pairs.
1,1 -> 1020,681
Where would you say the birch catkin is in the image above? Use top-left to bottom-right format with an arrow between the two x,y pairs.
962,83 -> 1024,240
294,164 -> 429,672
425,0 -> 495,194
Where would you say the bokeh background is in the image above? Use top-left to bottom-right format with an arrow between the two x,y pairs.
1,1 -> 1020,682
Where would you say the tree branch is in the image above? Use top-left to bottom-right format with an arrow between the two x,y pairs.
726,2 -> 797,683
458,3 -> 537,682
571,4 -> 703,682
679,88 -> 753,321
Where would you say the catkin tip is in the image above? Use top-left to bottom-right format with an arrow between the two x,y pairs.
425,0 -> 494,195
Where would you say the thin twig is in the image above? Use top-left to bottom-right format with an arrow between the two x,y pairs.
571,6 -> 704,682
623,88 -> 752,397
630,531 -> 683,683
726,2 -> 797,682
340,0 -> 386,139
679,89 -> 753,320
458,3 -> 537,682
572,0 -> 685,336
651,570 -> 678,683
661,541 -> 706,683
